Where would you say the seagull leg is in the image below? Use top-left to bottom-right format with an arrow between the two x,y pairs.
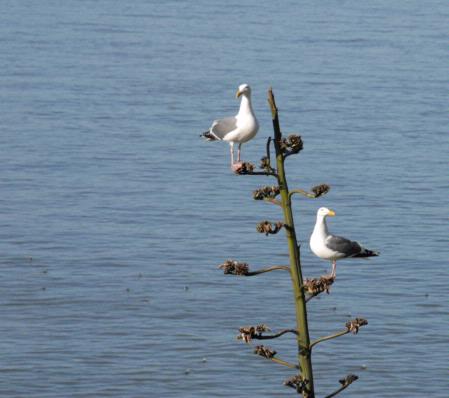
331,260 -> 337,278
237,143 -> 242,162
230,142 -> 235,167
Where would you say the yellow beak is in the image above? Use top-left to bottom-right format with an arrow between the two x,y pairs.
236,90 -> 242,98
328,209 -> 336,217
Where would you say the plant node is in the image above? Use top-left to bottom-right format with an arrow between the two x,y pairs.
256,221 -> 284,235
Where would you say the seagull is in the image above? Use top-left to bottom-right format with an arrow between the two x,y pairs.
310,207 -> 379,278
201,84 -> 259,170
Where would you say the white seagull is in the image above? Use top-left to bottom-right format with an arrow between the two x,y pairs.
310,207 -> 379,278
201,84 -> 259,170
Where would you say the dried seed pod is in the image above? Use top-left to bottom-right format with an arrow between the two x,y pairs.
339,374 -> 359,387
237,324 -> 271,343
345,318 -> 368,334
254,345 -> 276,359
280,134 -> 303,155
303,275 -> 335,295
311,184 -> 330,198
233,162 -> 255,174
259,156 -> 270,170
284,375 -> 309,393
253,186 -> 280,200
255,324 -> 270,333
256,221 -> 284,236
218,260 -> 249,276
238,326 -> 256,343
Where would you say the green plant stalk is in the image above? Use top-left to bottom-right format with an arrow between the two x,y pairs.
268,89 -> 315,397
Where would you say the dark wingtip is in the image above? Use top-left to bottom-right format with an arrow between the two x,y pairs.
201,131 -> 216,141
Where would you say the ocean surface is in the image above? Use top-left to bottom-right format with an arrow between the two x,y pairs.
0,1 -> 447,397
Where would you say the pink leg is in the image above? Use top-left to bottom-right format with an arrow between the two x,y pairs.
230,143 -> 234,166
331,260 -> 337,278
237,143 -> 242,162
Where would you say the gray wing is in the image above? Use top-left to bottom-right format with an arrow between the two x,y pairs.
209,116 -> 237,140
325,235 -> 362,257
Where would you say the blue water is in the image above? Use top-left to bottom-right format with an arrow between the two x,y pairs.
0,1 -> 447,397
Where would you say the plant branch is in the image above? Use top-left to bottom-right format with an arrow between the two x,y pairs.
240,170 -> 278,176
266,136 -> 272,163
310,330 -> 349,349
246,265 -> 290,276
218,260 -> 289,276
234,162 -> 277,177
288,184 -> 331,201
271,357 -> 300,369
238,325 -> 298,343
310,318 -> 368,349
254,345 -> 299,369
289,189 -> 316,199
264,198 -> 282,206
255,329 -> 298,339
323,375 -> 359,398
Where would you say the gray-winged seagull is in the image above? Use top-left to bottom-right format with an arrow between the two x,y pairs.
201,84 -> 259,170
310,207 -> 379,277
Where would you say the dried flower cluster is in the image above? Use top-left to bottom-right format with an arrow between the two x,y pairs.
218,260 -> 249,276
259,156 -> 275,172
311,184 -> 331,198
253,185 -> 280,200
345,318 -> 368,334
280,134 -> 303,155
237,324 -> 271,343
254,345 -> 276,359
303,275 -> 336,295
284,375 -> 310,394
339,374 -> 359,387
256,221 -> 284,235
233,162 -> 255,174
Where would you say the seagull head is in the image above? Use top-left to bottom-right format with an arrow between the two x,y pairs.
236,84 -> 251,98
317,207 -> 336,218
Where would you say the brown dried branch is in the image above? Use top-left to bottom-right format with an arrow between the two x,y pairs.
237,325 -> 298,343
256,221 -> 284,235
303,275 -> 336,301
324,374 -> 359,398
218,260 -> 289,276
233,161 -> 277,176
